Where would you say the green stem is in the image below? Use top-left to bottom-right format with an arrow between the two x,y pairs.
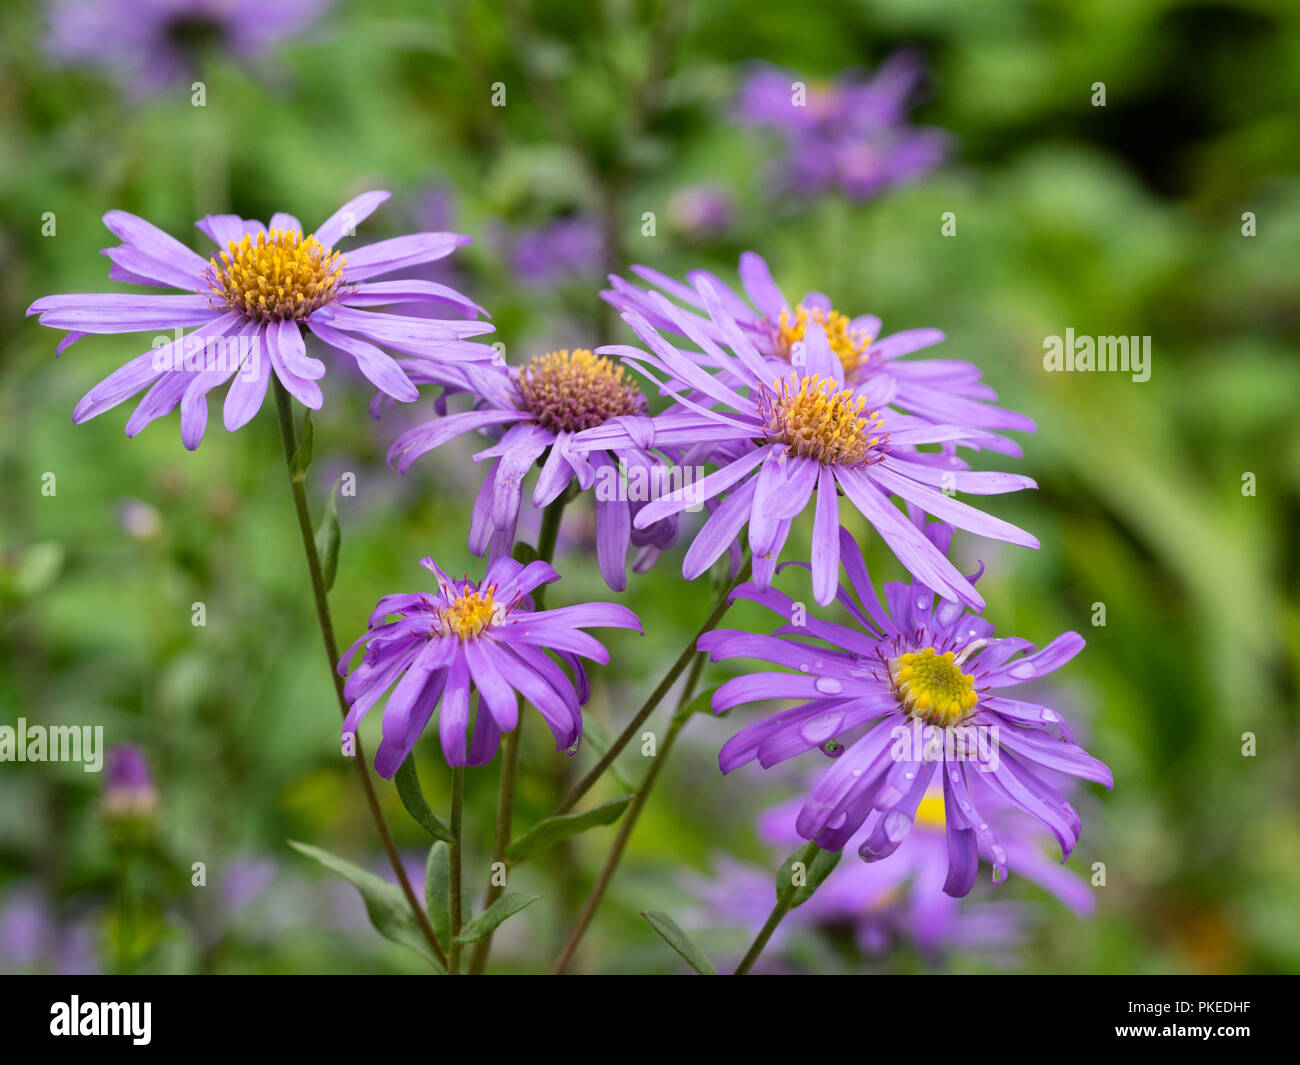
555,552 -> 751,815
271,380 -> 448,971
551,650 -> 706,973
468,491 -> 570,974
734,840 -> 822,976
448,765 -> 466,974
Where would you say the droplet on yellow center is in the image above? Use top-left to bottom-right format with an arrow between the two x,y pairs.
516,348 -> 645,433
758,373 -> 884,466
208,228 -> 346,322
889,647 -> 978,726
777,304 -> 873,377
437,587 -> 499,640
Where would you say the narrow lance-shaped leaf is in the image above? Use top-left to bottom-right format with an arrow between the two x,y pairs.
289,840 -> 443,970
505,794 -> 634,864
315,481 -> 341,593
641,911 -> 716,975
579,718 -> 635,791
775,844 -> 840,909
672,682 -> 725,726
425,841 -> 451,948
394,754 -> 455,842
454,893 -> 541,943
291,410 -> 314,477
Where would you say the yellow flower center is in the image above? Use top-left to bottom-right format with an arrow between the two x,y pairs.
913,792 -> 946,830
208,229 -> 346,322
776,304 -> 873,377
757,373 -> 885,466
516,348 -> 646,433
889,647 -> 979,726
436,587 -> 501,640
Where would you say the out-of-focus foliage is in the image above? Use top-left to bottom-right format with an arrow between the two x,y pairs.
0,0 -> 1296,974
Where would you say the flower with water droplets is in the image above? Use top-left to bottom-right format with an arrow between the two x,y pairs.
338,553 -> 640,775
27,191 -> 494,449
604,251 -> 1033,454
699,524 -> 1111,898
387,351 -> 678,589
589,283 -> 1038,609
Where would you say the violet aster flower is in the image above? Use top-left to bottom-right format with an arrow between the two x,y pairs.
700,524 -> 1111,897
591,284 -> 1038,608
735,52 -> 949,201
387,351 -> 678,589
45,0 -> 330,98
605,251 -> 1033,455
27,191 -> 494,449
338,553 -> 640,775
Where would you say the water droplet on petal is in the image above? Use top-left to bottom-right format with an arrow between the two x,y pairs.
814,676 -> 843,695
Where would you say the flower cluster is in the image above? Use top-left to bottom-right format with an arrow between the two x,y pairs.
27,172 -> 1109,968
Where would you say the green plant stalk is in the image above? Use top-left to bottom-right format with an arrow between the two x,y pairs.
448,765 -> 465,973
555,552 -> 751,815
468,493 -> 570,974
551,650 -> 707,973
271,380 -> 448,971
734,840 -> 822,976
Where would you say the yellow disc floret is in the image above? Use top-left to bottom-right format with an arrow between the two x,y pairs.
889,647 -> 979,726
757,373 -> 885,466
777,303 -> 873,377
208,229 -> 346,322
435,586 -> 500,640
516,348 -> 646,433
913,792 -> 946,830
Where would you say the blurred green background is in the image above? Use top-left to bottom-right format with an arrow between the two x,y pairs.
1,0 -> 1297,974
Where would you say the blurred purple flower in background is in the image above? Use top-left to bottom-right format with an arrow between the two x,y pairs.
509,216 -> 607,289
45,0 -> 331,98
101,743 -> 159,819
0,888 -> 99,974
735,51 -> 949,201
667,185 -> 734,241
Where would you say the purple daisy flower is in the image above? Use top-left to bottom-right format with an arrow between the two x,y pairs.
591,281 -> 1038,609
735,52 -> 949,201
45,0 -> 330,98
338,553 -> 641,775
605,251 -> 1033,455
27,191 -> 495,449
699,524 -> 1112,897
387,350 -> 678,589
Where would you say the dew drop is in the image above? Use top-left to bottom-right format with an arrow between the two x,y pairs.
814,676 -> 844,696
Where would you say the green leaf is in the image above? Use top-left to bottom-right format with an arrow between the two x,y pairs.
393,755 -> 455,842
505,794 -> 635,863
671,682 -> 724,725
454,893 -> 541,943
579,717 -> 634,791
314,482 -> 341,593
291,411 -> 314,477
775,845 -> 841,909
641,911 -> 716,974
424,841 -> 450,947
288,840 -> 441,969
